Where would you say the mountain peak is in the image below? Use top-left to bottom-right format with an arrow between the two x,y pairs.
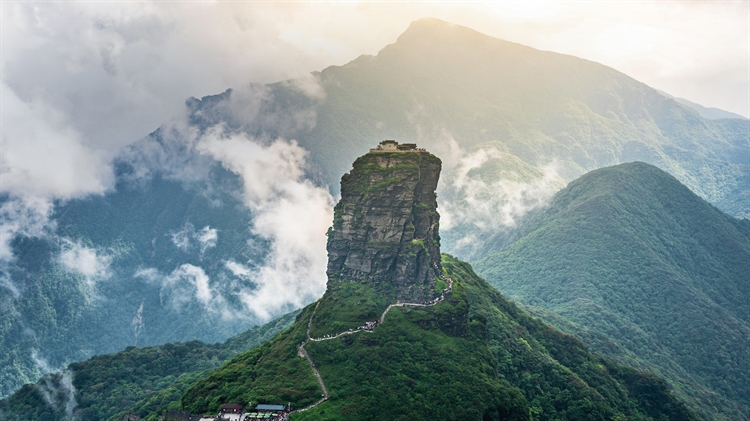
394,17 -> 513,51
401,17 -> 456,34
557,161 -> 715,216
326,141 -> 443,302
475,161 -> 750,420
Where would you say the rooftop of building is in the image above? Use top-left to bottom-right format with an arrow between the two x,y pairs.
369,140 -> 426,153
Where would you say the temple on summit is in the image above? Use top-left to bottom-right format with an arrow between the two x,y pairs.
369,140 -> 426,152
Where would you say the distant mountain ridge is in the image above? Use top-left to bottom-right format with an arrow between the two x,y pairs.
656,89 -> 747,120
474,162 -> 750,420
184,17 -> 749,253
673,96 -> 747,120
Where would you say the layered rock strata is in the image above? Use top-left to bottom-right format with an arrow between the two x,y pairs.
326,145 -> 442,302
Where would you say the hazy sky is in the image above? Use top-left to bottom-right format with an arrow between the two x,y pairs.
1,0 -> 748,202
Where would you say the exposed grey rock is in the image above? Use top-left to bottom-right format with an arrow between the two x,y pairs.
326,147 -> 442,302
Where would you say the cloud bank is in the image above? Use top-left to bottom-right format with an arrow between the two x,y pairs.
0,0 -> 743,337
1,1 -> 744,264
31,351 -> 77,419
197,128 -> 333,320
438,146 -> 565,256
130,121 -> 333,321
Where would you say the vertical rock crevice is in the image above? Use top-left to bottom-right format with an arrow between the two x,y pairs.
326,146 -> 442,302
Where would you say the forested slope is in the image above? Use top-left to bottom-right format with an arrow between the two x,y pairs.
0,312 -> 297,421
475,162 -> 750,420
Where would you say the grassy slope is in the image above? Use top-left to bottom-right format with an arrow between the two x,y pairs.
179,254 -> 697,421
475,162 -> 750,420
0,311 -> 297,421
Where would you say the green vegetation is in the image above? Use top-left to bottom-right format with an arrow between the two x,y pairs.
367,177 -> 402,194
295,296 -> 530,420
0,311 -> 297,421
180,310 -> 321,416
309,283 -> 390,337
168,254 -> 697,421
433,278 -> 448,294
340,154 -> 424,199
474,162 -> 750,420
1,252 -> 698,420
3,18 -> 748,420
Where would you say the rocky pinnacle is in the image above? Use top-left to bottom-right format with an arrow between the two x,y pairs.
326,145 -> 442,302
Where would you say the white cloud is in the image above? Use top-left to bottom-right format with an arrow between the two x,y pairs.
438,146 -> 565,255
31,351 -> 77,419
0,197 -> 55,263
170,223 -> 218,255
443,149 -> 562,229
169,264 -> 213,307
225,260 -> 252,279
0,84 -> 115,201
162,264 -> 201,307
0,0 -> 743,322
0,274 -> 20,300
132,299 -> 144,346
171,226 -> 192,252
0,1 -> 744,266
197,226 -> 218,254
2,3 -> 744,198
58,239 -> 112,288
197,128 -> 333,320
140,264 -> 230,317
0,198 -> 55,300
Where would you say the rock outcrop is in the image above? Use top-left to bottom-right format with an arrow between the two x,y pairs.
326,144 -> 442,302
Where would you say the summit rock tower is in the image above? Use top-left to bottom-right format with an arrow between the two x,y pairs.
326,140 -> 442,302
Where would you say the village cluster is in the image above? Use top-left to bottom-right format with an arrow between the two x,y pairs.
162,404 -> 289,421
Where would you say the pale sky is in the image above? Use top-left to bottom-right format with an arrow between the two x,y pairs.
1,1 -> 748,201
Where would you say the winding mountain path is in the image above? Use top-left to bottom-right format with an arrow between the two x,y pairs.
290,273 -> 453,415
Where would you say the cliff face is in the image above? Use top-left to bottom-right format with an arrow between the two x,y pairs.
326,150 -> 442,302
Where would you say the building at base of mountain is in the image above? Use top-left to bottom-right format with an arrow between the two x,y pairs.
162,403 -> 289,421
370,140 -> 426,152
